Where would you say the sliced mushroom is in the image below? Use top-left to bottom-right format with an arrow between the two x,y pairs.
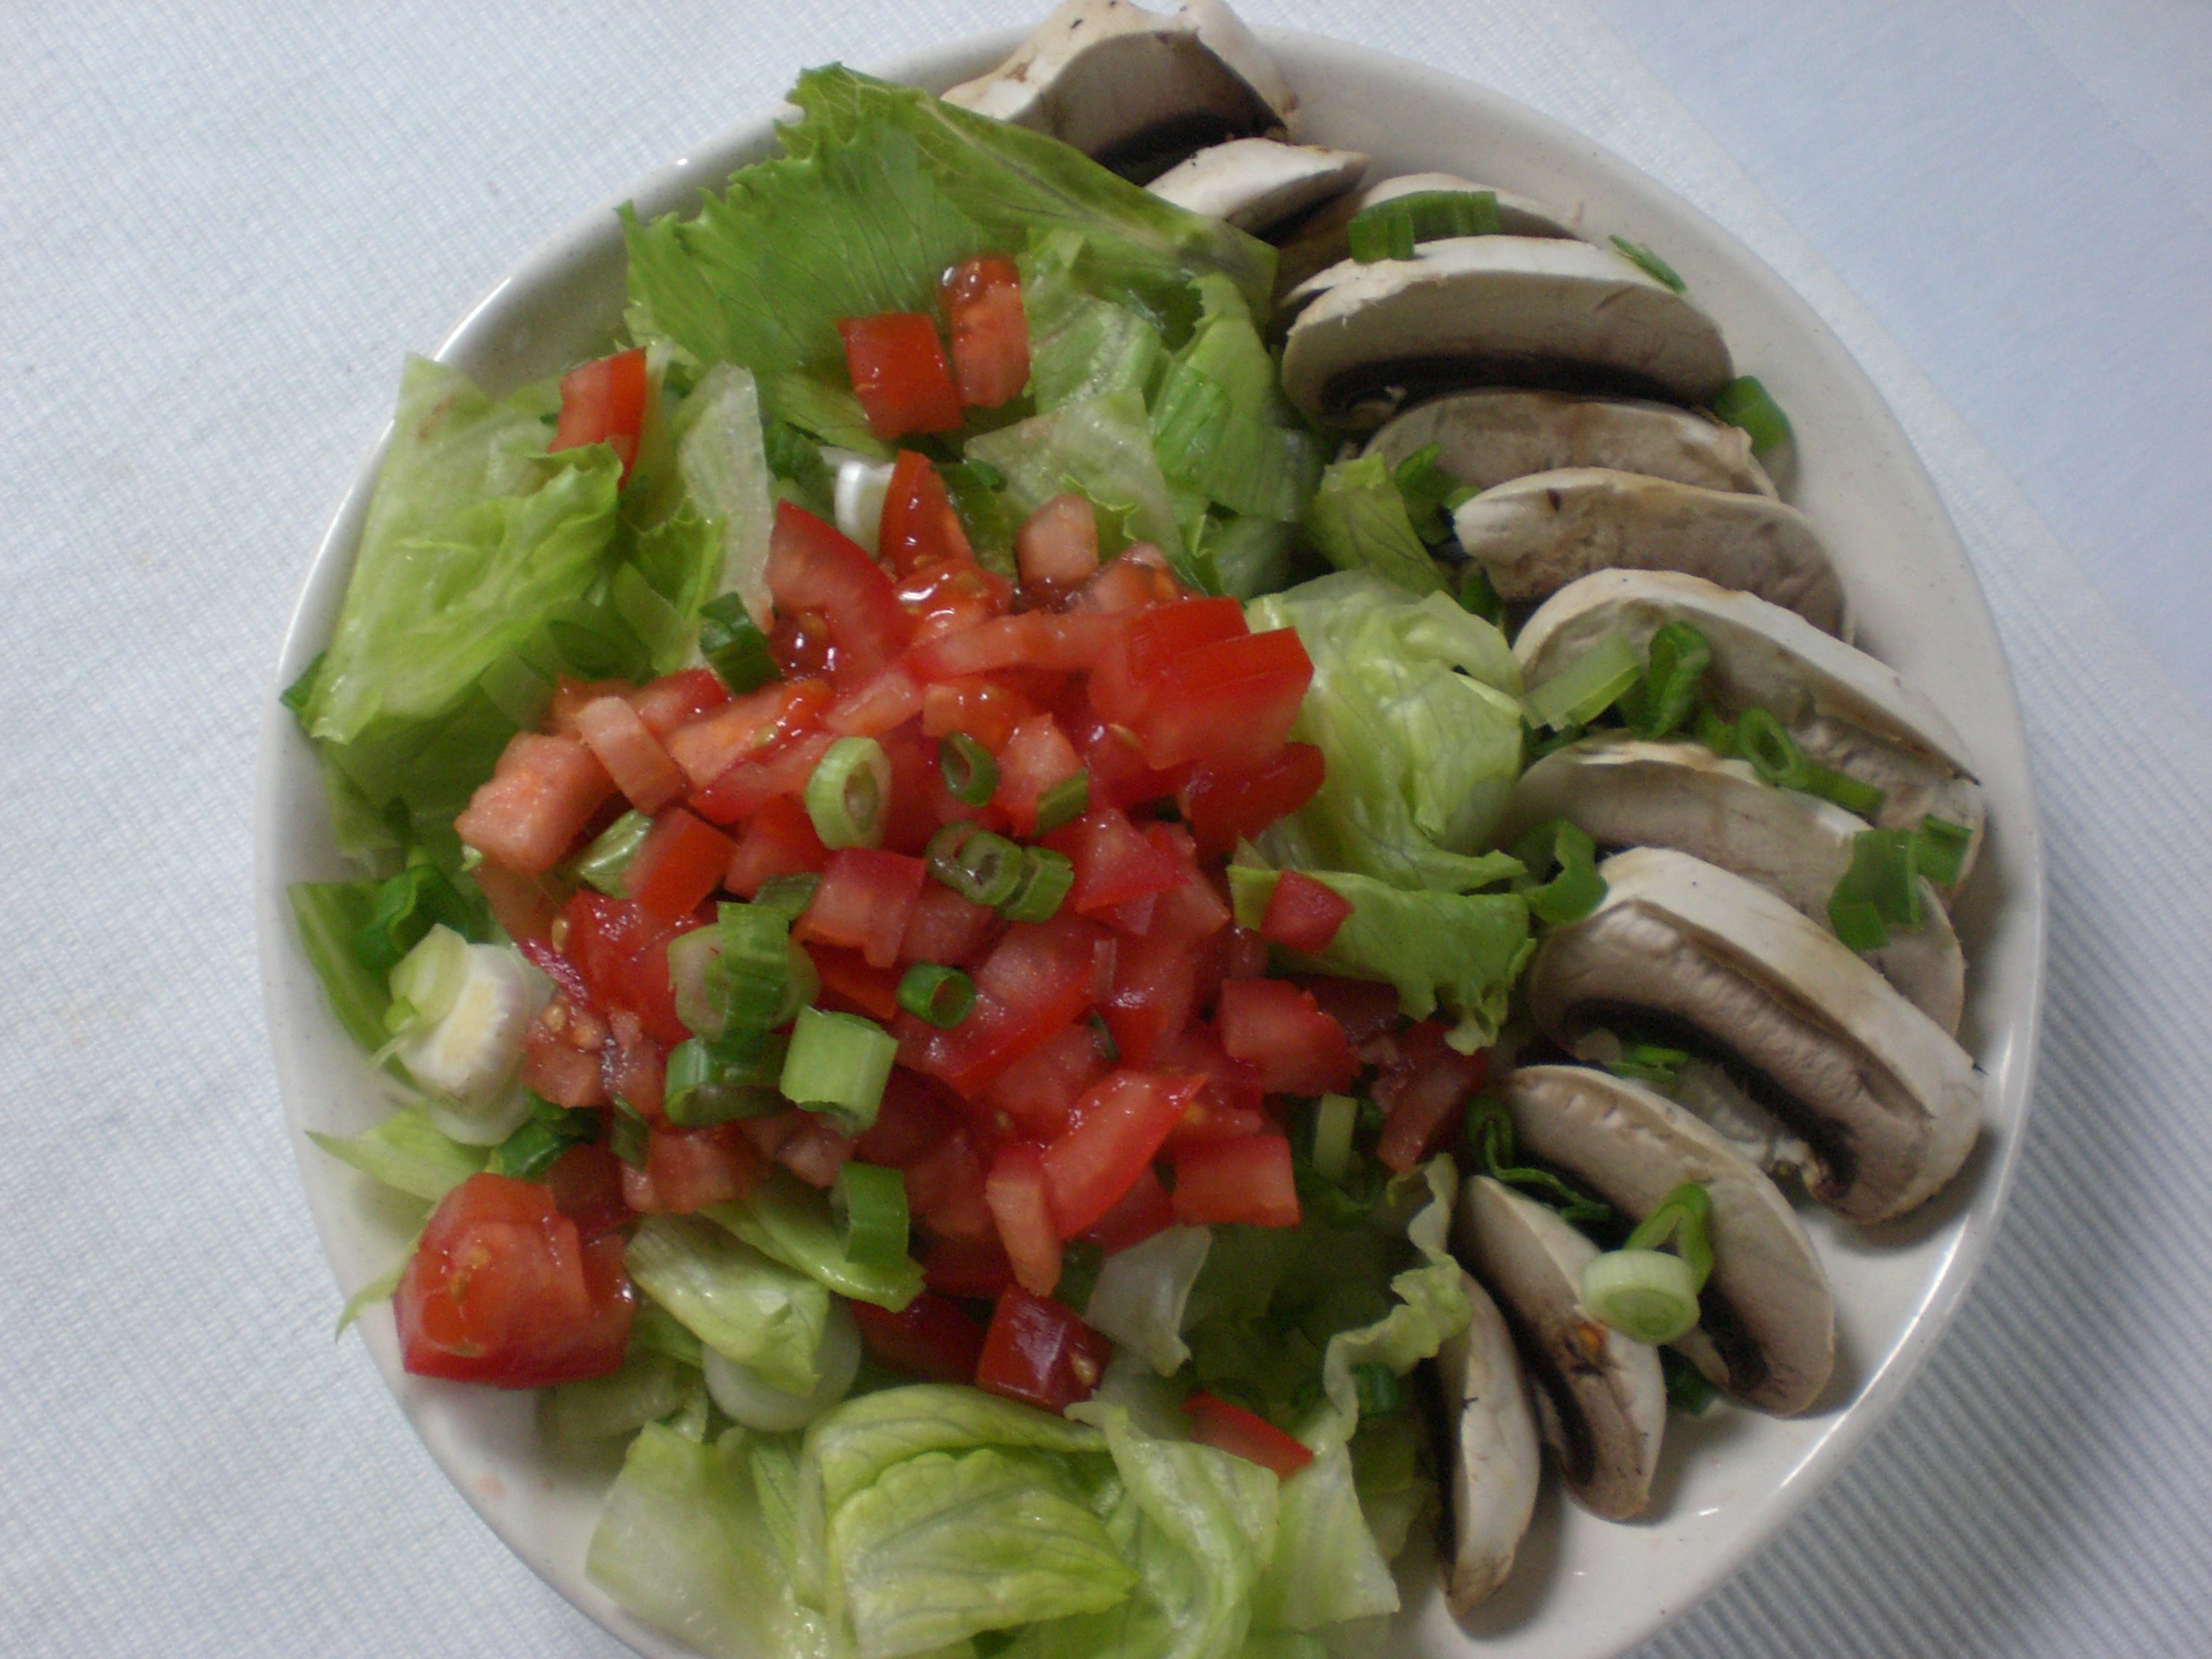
1365,389 -> 1775,498
1516,570 -> 1985,884
1497,736 -> 1965,1032
1525,848 -> 1984,1224
1436,1271 -> 1541,1610
1501,1064 -> 1833,1415
1453,1176 -> 1665,1520
1275,170 -> 1580,297
1584,1041 -> 1818,1187
1145,138 -> 1368,236
941,0 -> 1293,182
1280,236 -> 1735,427
1454,468 -> 1845,634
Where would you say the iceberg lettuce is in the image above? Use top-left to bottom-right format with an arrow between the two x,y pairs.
624,1214 -> 832,1395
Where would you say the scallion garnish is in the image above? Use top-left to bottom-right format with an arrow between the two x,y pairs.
928,822 -> 1026,907
1609,235 -> 1686,294
805,736 -> 891,851
663,1035 -> 786,1126
1032,770 -> 1090,835
1800,763 -> 1885,818
1710,376 -> 1792,454
1346,207 -> 1416,263
1827,827 -> 1925,952
1522,629 -> 1642,732
1352,1362 -> 1401,1417
1392,442 -> 1462,544
1914,816 -> 1972,887
1604,1041 -> 1690,1087
1732,707 -> 1887,816
697,593 -> 783,695
751,872 -> 822,925
938,734 -> 999,808
1457,561 -> 1504,625
609,1105 -> 652,1169
1663,1348 -> 1720,1415
1087,1009 -> 1119,1065
778,1006 -> 898,1135
831,1161 -> 911,1268
1581,1182 -> 1714,1345
383,925 -> 472,1036
1310,1093 -> 1360,1184
1513,818 -> 1608,925
486,1094 -> 601,1181
353,860 -> 487,975
566,810 -> 654,898
999,847 -> 1075,922
1694,705 -> 1740,757
1622,621 -> 1712,740
707,902 -> 798,1030
896,963 -> 976,1029
1346,189 -> 1503,262
1465,1092 -> 1613,1228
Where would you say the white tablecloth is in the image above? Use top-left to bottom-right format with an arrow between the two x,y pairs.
8,3 -> 2210,1655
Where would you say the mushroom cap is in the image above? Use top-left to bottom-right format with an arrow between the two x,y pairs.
1274,171 -> 1581,302
1436,1270 -> 1541,1610
941,0 -> 1293,181
1145,137 -> 1368,235
1525,848 -> 1984,1223
1453,1176 -> 1666,1520
1516,570 -> 1985,882
1365,388 -> 1775,498
1498,736 -> 1966,1033
1280,235 -> 1735,426
1502,1064 -> 1835,1415
1453,467 -> 1844,632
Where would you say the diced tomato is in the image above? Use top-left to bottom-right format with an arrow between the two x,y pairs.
666,678 -> 831,790
1069,544 -> 1185,615
796,848 -> 927,970
852,1292 -> 989,1385
1180,743 -> 1327,859
622,1122 -> 767,1215
992,715 -> 1084,836
472,859 -> 565,945
775,1116 -> 855,1188
454,732 -> 614,876
879,450 -> 975,575
1141,823 -> 1233,945
1170,1135 -> 1301,1229
1015,493 -> 1101,588
1136,628 -> 1313,773
1089,596 -> 1247,727
897,558 -> 1014,644
810,945 -> 906,1022
1041,1070 -> 1203,1238
723,793 -> 831,896
520,1006 -> 608,1107
395,1173 -> 633,1387
981,1021 -> 1108,1139
825,662 -> 925,738
875,724 -> 946,858
768,503 -> 914,679
690,729 -> 834,827
907,611 -> 1118,682
855,1070 -> 964,1168
622,807 -> 735,922
921,678 -> 1031,752
603,1020 -> 669,1118
1298,975 -> 1401,1046
1099,933 -> 1196,1069
770,609 -> 838,680
1261,871 -> 1354,956
898,883 -> 1003,970
838,313 -> 963,440
1373,1023 -> 1488,1173
544,1143 -> 631,1241
1069,710 -> 1188,813
556,891 -> 695,1046
1050,806 -> 1184,917
1082,1165 -> 1175,1254
574,696 -> 685,814
923,1232 -> 1015,1298
1181,1393 -> 1315,1478
940,255 -> 1029,410
548,347 -> 649,482
1151,1020 -> 1267,1143
917,913 -> 1103,1096
985,1141 -> 1062,1295
1216,977 -> 1357,1096
905,1129 -> 996,1242
629,667 -> 731,737
976,1285 -> 1111,1411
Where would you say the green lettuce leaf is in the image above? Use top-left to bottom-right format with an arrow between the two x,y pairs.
1082,1225 -> 1213,1377
706,1166 -> 923,1313
674,361 -> 778,627
625,1213 -> 831,1395
1150,276 -> 1319,525
287,881 -> 397,1051
965,390 -> 1187,562
1228,865 -> 1529,1051
1251,1447 -> 1399,1632
540,1348 -> 698,1446
1246,571 -> 1526,891
1203,513 -> 1316,601
306,1105 -> 485,1202
1315,1159 -> 1469,1444
1022,230 -> 1168,413
1300,455 -> 1443,596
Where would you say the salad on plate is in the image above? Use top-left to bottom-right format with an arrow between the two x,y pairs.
280,3 -> 1993,1654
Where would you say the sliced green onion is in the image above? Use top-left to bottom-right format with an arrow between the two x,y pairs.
1464,1092 -> 1614,1229
609,1105 -> 651,1169
1799,763 -> 1884,817
664,1035 -> 786,1126
1513,818 -> 1608,925
1522,629 -> 1642,732
806,736 -> 891,851
938,734 -> 999,808
1914,816 -> 1972,887
1311,1093 -> 1360,1184
707,902 -> 796,1030
1000,847 -> 1075,922
1604,1042 -> 1689,1087
1626,1182 -> 1715,1285
1735,706 -> 1805,787
1694,705 -> 1740,757
751,872 -> 822,925
1347,189 -> 1502,261
697,593 -> 784,695
1663,1347 -> 1719,1416
486,1094 -> 601,1181
1087,1010 -> 1120,1066
1055,1238 -> 1105,1313
1711,376 -> 1792,454
353,861 -> 485,975
1829,899 -> 1889,954
1827,828 -> 1924,951
567,809 -> 654,897
897,964 -> 976,1029
832,1161 -> 911,1268
1581,1248 -> 1703,1344
1623,622 -> 1712,740
779,1006 -> 898,1135
1609,235 -> 1686,294
667,926 -> 729,1039
1457,561 -> 1504,625
927,822 -> 1025,907
384,925 -> 472,1036
1392,442 -> 1462,544
1352,1362 -> 1401,1417
1032,771 -> 1090,835
1346,207 -> 1416,263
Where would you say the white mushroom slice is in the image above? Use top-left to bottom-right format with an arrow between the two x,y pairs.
1145,138 -> 1367,235
1526,849 -> 1984,1224
1280,236 -> 1734,427
1365,390 -> 1775,498
1454,1177 -> 1665,1519
1437,1271 -> 1541,1609
942,0 -> 1294,181
1502,1065 -> 1834,1415
1649,1050 -> 1817,1186
1516,570 -> 1985,883
1498,737 -> 1965,1032
1275,171 -> 1580,300
1455,468 -> 1845,634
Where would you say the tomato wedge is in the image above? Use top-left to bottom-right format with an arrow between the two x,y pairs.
768,503 -> 914,681
623,806 -> 735,922
548,347 -> 649,481
838,313 -> 963,439
879,450 -> 976,575
1040,1069 -> 1202,1238
1217,977 -> 1358,1096
985,1141 -> 1062,1295
575,695 -> 685,814
1181,1393 -> 1315,1478
1179,743 -> 1326,858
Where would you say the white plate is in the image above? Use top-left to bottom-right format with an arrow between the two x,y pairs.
256,24 -> 2046,1659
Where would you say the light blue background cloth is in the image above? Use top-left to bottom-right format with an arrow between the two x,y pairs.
6,3 -> 2208,1655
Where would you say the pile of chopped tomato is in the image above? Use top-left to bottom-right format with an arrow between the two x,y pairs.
408,287 -> 1490,1415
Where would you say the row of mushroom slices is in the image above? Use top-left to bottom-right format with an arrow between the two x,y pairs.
946,0 -> 1991,1619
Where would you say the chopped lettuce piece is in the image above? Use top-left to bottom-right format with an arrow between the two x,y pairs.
674,363 -> 778,630
965,390 -> 1187,562
1203,514 -> 1313,601
541,1349 -> 698,1446
1150,277 -> 1319,524
1023,231 -> 1168,413
625,1214 -> 832,1395
306,1105 -> 486,1202
288,881 -> 398,1051
1314,1160 -> 1469,1445
1251,1447 -> 1399,1632
1246,571 -> 1526,891
1300,455 -> 1442,597
335,1246 -> 412,1334
706,1167 -> 923,1313
1083,1226 -> 1213,1377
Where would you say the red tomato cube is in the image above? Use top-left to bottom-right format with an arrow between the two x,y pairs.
454,732 -> 614,876
1261,870 -> 1354,955
976,1285 -> 1112,1411
1169,1135 -> 1302,1229
940,255 -> 1030,410
622,806 -> 735,921
838,313 -> 963,440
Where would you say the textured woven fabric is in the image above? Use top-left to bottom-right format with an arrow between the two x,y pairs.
5,3 -> 2207,1656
